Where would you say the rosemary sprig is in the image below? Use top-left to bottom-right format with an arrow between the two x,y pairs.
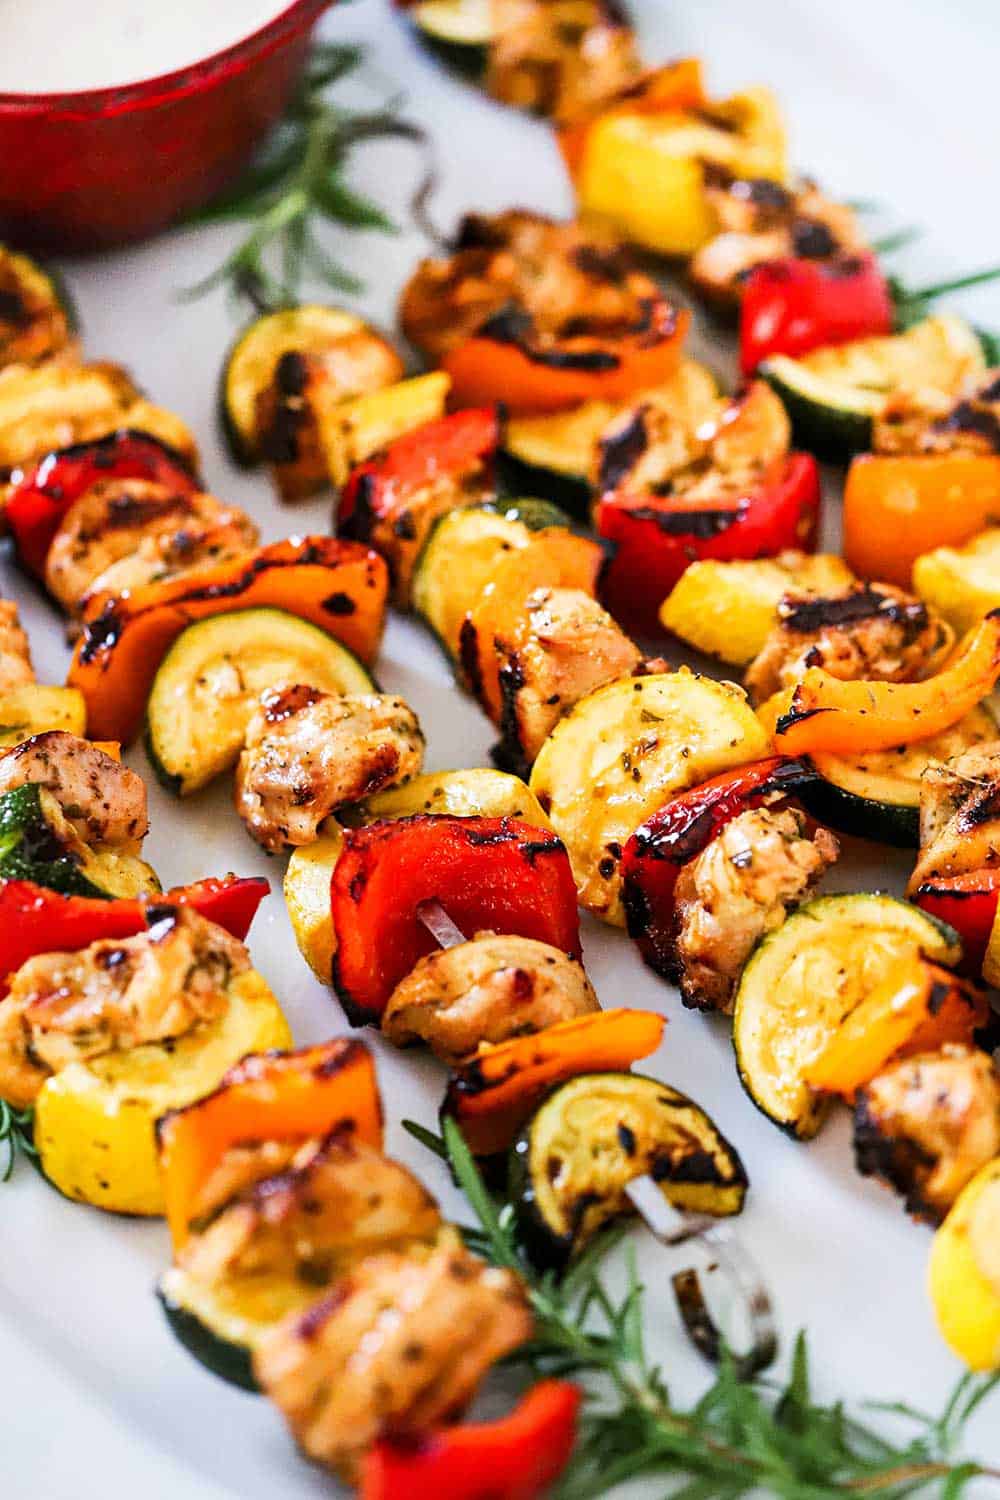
410,1117 -> 1000,1499
0,1101 -> 38,1182
890,263 -> 1000,331
182,42 -> 432,309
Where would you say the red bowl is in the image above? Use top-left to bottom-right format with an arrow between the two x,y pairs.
0,0 -> 333,253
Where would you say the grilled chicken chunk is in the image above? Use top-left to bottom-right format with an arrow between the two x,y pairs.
401,210 -> 664,364
673,805 -> 839,1012
486,0 -> 640,124
689,175 -> 866,306
909,740 -> 1000,891
0,730 -> 148,850
254,1236 -> 532,1478
496,586 -> 642,770
874,369 -> 1000,458
0,600 -> 34,694
181,1128 -> 441,1288
43,480 -> 257,617
854,1045 -> 1000,1223
597,379 -> 791,501
0,906 -> 247,1108
744,583 -> 950,705
383,932 -> 598,1063
235,687 -> 424,852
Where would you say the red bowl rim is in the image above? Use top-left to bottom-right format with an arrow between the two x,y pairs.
0,0 -> 331,115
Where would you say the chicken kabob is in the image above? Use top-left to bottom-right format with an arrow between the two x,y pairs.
0,726 -> 284,1211
154,1034 -> 585,1497
279,796 -> 766,1372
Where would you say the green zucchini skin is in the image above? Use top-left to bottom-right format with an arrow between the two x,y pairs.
157,1282 -> 258,1393
482,496 -> 578,532
759,363 -> 873,459
797,774 -> 918,848
0,784 -> 110,898
497,453 -> 593,517
415,31 -> 487,78
509,1071 -> 748,1272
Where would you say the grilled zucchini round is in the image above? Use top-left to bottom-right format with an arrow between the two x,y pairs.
0,783 -> 159,899
800,707 -> 998,848
529,668 -> 770,925
732,894 -> 961,1139
146,608 -> 375,796
510,1071 -> 747,1269
0,243 -> 77,368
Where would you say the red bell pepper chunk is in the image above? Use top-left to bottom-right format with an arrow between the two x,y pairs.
913,870 -> 1000,979
331,815 -> 582,1025
0,875 -> 268,988
596,452 -> 821,639
360,1380 -> 581,1500
338,407 -> 501,533
5,430 -> 199,579
622,757 -> 815,979
739,252 -> 894,374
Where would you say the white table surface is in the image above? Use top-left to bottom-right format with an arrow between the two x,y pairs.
2,2 -> 999,1495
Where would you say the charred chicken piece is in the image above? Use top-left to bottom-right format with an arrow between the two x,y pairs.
0,600 -> 35,694
382,931 -> 598,1063
597,378 -> 791,500
854,1045 -> 1000,1223
673,804 -> 839,1012
0,730 -> 148,850
179,1127 -> 442,1289
909,739 -> 1000,891
253,1236 -> 532,1479
234,687 -> 424,853
0,905 -> 247,1108
689,174 -> 866,307
401,209 -> 665,365
744,583 -> 951,705
43,480 -> 258,618
495,586 -> 641,772
486,0 -> 641,125
874,369 -> 1000,458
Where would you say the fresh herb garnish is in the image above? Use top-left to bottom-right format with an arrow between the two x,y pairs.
183,42 -> 433,309
404,1116 -> 1000,1498
0,1101 -> 38,1182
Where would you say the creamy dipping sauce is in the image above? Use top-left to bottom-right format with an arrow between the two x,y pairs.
0,0 -> 296,94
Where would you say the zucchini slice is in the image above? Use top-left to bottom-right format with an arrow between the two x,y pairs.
660,554 -> 855,666
529,668 -> 770,925
0,685 -> 87,751
801,707 -> 998,849
0,243 -> 77,369
34,968 -> 292,1216
732,893 -> 962,1139
760,315 -> 986,459
510,1071 -> 747,1269
319,371 -> 450,489
220,303 -> 401,468
157,1267 -> 264,1392
0,782 -> 159,899
412,505 -> 537,659
284,767 -> 552,982
406,0 -> 491,75
145,608 -> 375,796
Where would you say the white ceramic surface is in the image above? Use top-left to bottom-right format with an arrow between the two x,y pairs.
2,2 -> 999,1495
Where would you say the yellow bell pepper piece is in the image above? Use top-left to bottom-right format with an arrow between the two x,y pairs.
574,84 -> 787,257
929,1158 -> 1000,1370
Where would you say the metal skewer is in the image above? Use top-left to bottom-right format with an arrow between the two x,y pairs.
415,899 -> 778,1379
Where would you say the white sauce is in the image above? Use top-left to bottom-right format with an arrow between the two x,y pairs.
0,0 -> 295,94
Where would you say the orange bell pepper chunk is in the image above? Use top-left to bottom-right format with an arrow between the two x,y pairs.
67,537 -> 388,744
843,454 -> 1000,588
558,58 -> 707,178
806,959 -> 987,1099
460,530 -> 606,722
774,610 -> 1000,756
444,1008 -> 665,1157
442,305 -> 690,416
157,1038 -> 382,1251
